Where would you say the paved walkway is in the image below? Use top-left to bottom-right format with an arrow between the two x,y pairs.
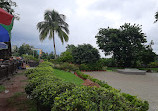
84,71 -> 158,111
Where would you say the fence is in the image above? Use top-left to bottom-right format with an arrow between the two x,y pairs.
0,61 -> 18,80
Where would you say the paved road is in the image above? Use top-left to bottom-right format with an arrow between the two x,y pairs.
84,71 -> 158,111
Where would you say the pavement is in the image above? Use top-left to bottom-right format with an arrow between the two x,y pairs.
84,71 -> 158,111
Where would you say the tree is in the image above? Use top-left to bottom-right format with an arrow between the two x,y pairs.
138,41 -> 156,66
48,51 -> 55,60
96,23 -> 152,67
72,44 -> 100,64
59,51 -> 73,63
0,0 -> 19,20
18,43 -> 38,58
154,11 -> 158,23
41,52 -> 49,60
37,10 -> 69,59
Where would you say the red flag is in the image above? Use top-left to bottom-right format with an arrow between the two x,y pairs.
0,8 -> 14,25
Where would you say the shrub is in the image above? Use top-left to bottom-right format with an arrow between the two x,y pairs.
148,62 -> 158,68
59,51 -> 73,63
31,80 -> 75,110
25,62 -> 149,111
79,64 -> 89,70
76,70 -> 89,79
54,62 -> 79,72
52,86 -> 148,111
22,54 -> 39,62
79,61 -> 103,71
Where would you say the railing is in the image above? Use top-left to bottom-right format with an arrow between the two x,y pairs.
0,61 -> 18,80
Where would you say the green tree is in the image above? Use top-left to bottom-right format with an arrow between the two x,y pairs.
48,51 -> 55,60
18,44 -> 38,58
41,52 -> 49,60
138,41 -> 156,66
37,10 -> 69,59
72,44 -> 100,64
96,23 -> 149,67
154,11 -> 158,23
59,51 -> 73,63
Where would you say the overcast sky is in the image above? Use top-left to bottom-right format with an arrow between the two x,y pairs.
12,0 -> 158,57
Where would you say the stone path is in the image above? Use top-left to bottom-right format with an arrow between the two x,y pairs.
84,71 -> 158,111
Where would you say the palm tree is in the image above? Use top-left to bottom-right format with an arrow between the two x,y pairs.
154,11 -> 158,23
37,10 -> 69,58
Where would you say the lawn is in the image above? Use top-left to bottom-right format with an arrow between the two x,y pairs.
138,68 -> 158,72
0,85 -> 5,93
53,69 -> 84,85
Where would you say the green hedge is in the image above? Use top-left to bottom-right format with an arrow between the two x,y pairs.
25,62 -> 149,111
52,86 -> 148,111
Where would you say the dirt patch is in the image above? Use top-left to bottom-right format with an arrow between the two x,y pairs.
82,79 -> 100,87
74,72 -> 100,87
0,70 -> 36,111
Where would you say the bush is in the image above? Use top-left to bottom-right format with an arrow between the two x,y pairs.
79,61 -> 104,71
25,62 -> 75,110
52,86 -> 148,111
53,62 -> 79,72
79,64 -> 89,70
25,62 -> 149,111
148,62 -> 158,68
76,70 -> 89,79
59,51 -> 73,63
22,54 -> 39,62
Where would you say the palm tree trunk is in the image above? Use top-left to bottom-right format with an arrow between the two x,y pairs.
53,30 -> 57,59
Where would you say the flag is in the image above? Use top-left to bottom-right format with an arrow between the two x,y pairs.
0,8 -> 14,42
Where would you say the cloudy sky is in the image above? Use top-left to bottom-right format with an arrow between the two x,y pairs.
12,0 -> 158,57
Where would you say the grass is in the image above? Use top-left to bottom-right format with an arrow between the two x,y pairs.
138,68 -> 158,72
0,85 -> 5,93
53,69 -> 84,85
106,67 -> 124,71
8,92 -> 37,111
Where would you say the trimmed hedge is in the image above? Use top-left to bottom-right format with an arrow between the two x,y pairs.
52,86 -> 148,111
25,62 -> 149,111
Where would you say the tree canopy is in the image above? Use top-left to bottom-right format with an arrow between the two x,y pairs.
96,23 -> 156,67
154,11 -> 158,23
72,44 -> 100,64
37,10 -> 69,58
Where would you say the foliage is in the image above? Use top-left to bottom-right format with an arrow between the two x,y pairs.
99,58 -> 117,67
0,0 -> 19,20
79,60 -> 106,71
137,44 -> 156,66
148,62 -> 158,68
25,62 -> 149,111
66,44 -> 76,52
76,70 -> 90,79
25,62 -> 75,110
18,43 -> 38,58
72,44 -> 100,64
79,64 -> 89,70
96,23 -> 155,67
59,51 -> 73,63
154,11 -> 158,23
40,52 -> 49,60
53,62 -> 79,72
52,86 -> 148,111
138,67 -> 158,72
0,85 -> 5,93
37,10 -> 69,58
22,54 -> 39,62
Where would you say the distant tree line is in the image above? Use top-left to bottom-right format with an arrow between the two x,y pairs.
12,43 -> 55,60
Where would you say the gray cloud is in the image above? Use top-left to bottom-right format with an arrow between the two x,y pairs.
11,0 -> 158,57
